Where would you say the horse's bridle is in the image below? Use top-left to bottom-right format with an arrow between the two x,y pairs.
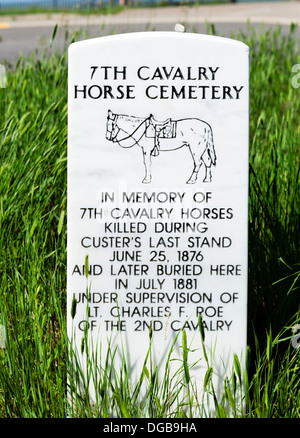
108,113 -> 152,146
106,113 -> 119,142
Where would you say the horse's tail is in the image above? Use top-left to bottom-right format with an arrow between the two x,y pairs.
206,127 -> 216,165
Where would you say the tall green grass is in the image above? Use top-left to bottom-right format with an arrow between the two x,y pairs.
0,23 -> 299,417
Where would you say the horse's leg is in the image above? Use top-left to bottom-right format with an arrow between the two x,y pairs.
203,165 -> 212,183
142,148 -> 152,184
186,142 -> 204,184
187,162 -> 203,184
202,150 -> 213,182
187,142 -> 215,183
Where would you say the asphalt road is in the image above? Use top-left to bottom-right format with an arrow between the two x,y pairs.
0,3 -> 300,63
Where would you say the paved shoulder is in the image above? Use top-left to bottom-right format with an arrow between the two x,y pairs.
0,2 -> 299,29
0,2 -> 299,63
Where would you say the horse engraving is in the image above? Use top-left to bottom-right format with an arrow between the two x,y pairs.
105,110 -> 216,184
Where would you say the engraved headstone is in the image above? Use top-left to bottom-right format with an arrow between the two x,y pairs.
67,32 -> 249,408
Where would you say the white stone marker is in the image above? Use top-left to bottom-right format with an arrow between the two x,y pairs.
67,32 -> 249,407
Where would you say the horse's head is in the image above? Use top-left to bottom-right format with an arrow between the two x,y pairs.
106,110 -> 119,142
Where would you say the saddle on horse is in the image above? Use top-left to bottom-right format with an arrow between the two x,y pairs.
145,115 -> 177,156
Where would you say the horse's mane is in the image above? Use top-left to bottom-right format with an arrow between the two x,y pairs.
117,114 -> 145,124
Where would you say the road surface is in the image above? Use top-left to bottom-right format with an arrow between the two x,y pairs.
0,2 -> 300,63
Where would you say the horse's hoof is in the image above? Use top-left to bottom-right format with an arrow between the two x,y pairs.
142,178 -> 152,184
186,179 -> 196,184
